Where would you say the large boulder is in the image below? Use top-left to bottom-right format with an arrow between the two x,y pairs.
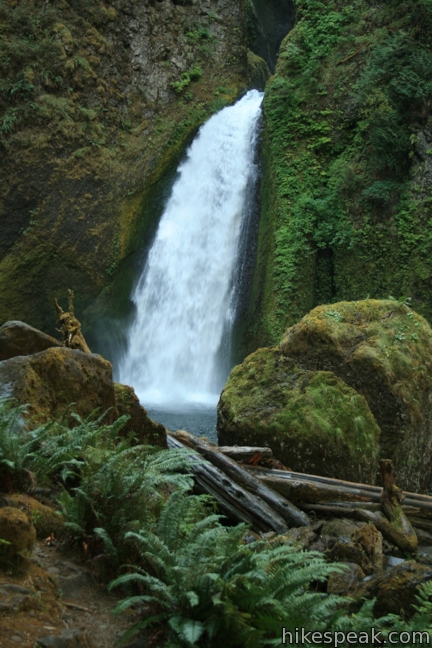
280,299 -> 432,491
217,347 -> 380,483
0,320 -> 62,361
114,383 -> 167,448
0,347 -> 117,423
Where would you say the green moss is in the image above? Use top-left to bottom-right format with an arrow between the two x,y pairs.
218,347 -> 380,482
244,0 -> 432,353
279,298 -> 432,491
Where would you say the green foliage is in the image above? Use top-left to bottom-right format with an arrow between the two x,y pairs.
110,489 -> 346,647
246,0 -> 432,350
0,398 -> 194,566
171,66 -> 203,95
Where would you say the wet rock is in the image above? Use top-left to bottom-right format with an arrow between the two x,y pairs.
280,299 -> 432,491
321,518 -> 365,538
326,538 -> 368,572
0,347 -> 118,423
416,546 -> 432,566
0,321 -> 62,361
0,506 -> 36,563
36,629 -> 95,648
278,526 -> 317,549
327,562 -> 365,596
351,561 -> 432,618
351,524 -> 384,573
246,51 -> 270,91
217,348 -> 380,483
326,524 -> 384,575
114,383 -> 166,447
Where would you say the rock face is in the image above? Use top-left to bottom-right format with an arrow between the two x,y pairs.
114,382 -> 167,447
0,321 -> 62,361
0,347 -> 117,423
218,346 -> 380,483
0,0 -> 250,339
280,300 -> 432,491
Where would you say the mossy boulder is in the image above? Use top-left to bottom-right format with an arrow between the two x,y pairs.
5,494 -> 64,540
0,347 -> 117,423
0,507 -> 36,564
351,561 -> 432,618
0,321 -> 62,361
114,383 -> 167,448
280,299 -> 432,491
217,347 -> 380,483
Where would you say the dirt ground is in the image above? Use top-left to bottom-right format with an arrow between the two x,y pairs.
0,538 -> 139,648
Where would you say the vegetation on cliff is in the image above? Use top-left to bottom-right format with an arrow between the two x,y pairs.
244,0 -> 432,352
0,0 -> 249,344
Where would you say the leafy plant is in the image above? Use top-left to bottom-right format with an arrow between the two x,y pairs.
110,489 -> 346,647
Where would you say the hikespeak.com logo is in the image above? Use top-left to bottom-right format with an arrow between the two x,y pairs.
282,628 -> 431,646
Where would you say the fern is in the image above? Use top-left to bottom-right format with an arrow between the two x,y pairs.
109,490 -> 347,647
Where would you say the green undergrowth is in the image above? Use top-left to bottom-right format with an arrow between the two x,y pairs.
245,0 -> 432,350
1,397 -> 432,645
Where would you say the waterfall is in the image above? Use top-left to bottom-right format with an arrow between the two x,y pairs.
119,90 -> 263,412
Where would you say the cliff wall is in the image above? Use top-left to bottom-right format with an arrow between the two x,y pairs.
0,0 -> 250,344
243,0 -> 432,353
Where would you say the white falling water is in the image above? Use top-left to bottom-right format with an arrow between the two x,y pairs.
119,90 -> 263,408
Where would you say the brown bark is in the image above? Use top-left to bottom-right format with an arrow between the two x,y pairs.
54,289 -> 91,353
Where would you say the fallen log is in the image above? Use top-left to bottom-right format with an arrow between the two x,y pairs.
245,466 -> 432,518
173,430 -> 309,528
218,446 -> 273,461
167,434 -> 290,534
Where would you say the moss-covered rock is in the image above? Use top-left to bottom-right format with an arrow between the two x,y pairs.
351,561 -> 432,618
0,507 -> 36,565
217,347 -> 380,483
280,299 -> 432,491
0,347 -> 117,423
114,382 -> 166,448
246,50 -> 270,91
4,494 -> 64,540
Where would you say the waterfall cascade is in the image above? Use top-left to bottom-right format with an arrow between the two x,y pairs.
119,90 -> 263,422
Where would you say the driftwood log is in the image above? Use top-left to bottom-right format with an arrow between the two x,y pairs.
173,430 -> 309,528
167,434 -> 291,534
218,446 -> 273,462
54,289 -> 91,353
168,432 -> 432,548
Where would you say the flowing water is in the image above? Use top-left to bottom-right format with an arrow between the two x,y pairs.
119,90 -> 263,440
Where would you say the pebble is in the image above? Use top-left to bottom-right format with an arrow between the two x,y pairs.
11,637 -> 22,643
